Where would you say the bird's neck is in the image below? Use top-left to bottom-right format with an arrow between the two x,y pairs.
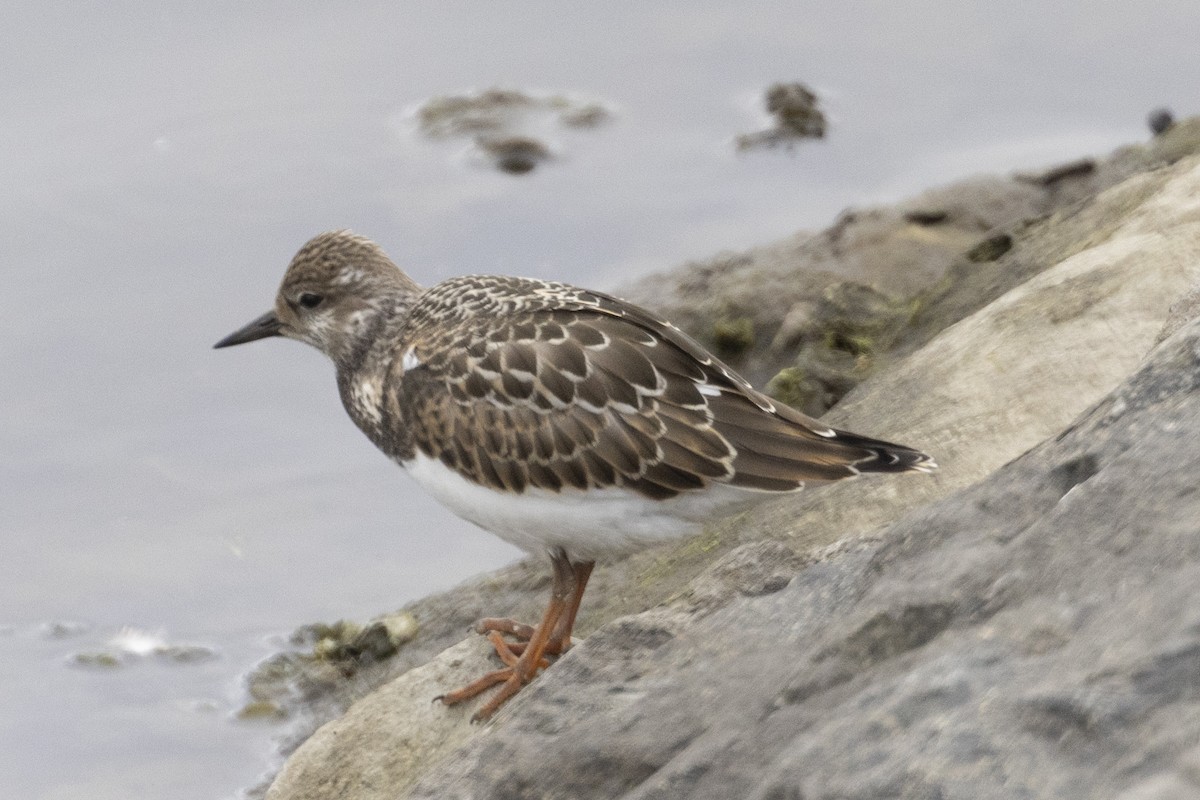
329,280 -> 419,371
334,300 -> 418,462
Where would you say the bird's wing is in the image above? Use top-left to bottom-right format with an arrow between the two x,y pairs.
398,278 -> 932,499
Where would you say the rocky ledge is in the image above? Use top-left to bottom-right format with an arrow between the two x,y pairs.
258,119 -> 1200,799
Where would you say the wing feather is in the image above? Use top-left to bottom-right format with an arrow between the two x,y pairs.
395,278 -> 932,498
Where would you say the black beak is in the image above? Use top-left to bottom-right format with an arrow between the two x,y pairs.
213,311 -> 283,349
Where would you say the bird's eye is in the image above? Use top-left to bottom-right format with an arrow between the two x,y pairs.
297,292 -> 324,310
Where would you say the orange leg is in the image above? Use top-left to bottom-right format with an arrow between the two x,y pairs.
551,560 -> 594,648
491,559 -> 594,657
437,551 -> 593,721
485,630 -> 550,670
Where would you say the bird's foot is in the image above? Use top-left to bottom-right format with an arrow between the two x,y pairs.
476,616 -> 537,641
437,553 -> 590,722
437,667 -> 532,723
476,617 -> 571,656
437,633 -> 547,722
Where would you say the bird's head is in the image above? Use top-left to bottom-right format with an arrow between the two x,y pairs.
214,230 -> 421,366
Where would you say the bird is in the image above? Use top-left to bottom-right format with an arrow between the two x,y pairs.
215,230 -> 935,721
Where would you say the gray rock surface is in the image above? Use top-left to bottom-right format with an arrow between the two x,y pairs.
265,638 -> 496,800
258,136 -> 1200,798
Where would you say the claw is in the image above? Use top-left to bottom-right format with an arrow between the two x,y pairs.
436,554 -> 595,720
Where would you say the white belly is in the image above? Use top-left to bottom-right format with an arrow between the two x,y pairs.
401,452 -> 770,561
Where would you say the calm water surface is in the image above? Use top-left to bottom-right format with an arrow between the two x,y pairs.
3,2 -> 1198,797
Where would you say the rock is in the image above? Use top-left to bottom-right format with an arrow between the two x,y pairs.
763,281 -> 917,416
155,643 -> 218,664
1016,157 -> 1097,187
242,612 -> 421,724
1149,107 -> 1176,137
745,153 -> 1200,560
40,620 -> 89,638
1158,282 -> 1200,344
622,117 -> 1200,406
964,232 -> 1012,262
411,87 -> 611,174
736,82 -> 827,151
68,652 -> 122,669
400,273 -> 1200,800
238,700 -> 288,721
259,138 -> 1200,798
475,135 -> 552,175
264,638 -> 497,800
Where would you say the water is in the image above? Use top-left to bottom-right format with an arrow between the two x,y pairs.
3,2 -> 1198,797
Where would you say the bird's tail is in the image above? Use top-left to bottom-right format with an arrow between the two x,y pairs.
831,429 -> 938,474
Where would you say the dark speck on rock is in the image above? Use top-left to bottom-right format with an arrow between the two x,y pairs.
966,233 -> 1013,262
1148,107 -> 1175,136
904,209 -> 950,226
1021,158 -> 1097,187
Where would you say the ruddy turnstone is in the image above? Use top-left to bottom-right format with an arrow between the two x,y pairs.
215,230 -> 935,721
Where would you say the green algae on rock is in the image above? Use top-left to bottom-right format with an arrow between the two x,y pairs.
710,316 -> 755,361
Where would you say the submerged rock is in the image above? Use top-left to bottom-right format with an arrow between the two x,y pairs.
475,135 -> 552,175
241,612 -> 419,722
61,626 -> 217,669
40,620 -> 89,639
737,81 -> 827,151
410,87 -> 611,174
69,652 -> 122,670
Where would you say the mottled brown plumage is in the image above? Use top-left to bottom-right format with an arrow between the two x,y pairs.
393,275 -> 932,501
215,230 -> 935,721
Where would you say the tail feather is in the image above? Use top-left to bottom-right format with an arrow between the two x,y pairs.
707,389 -> 937,490
829,428 -> 938,474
